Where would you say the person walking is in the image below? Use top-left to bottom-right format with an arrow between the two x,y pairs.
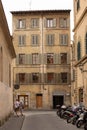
14,99 -> 20,116
19,100 -> 24,116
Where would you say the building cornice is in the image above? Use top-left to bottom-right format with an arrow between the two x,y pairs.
11,9 -> 71,15
0,1 -> 16,58
73,7 -> 87,32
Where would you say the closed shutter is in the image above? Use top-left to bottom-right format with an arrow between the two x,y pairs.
16,55 -> 19,65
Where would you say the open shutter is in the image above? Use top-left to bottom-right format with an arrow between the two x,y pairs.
67,73 -> 71,84
54,54 -> 59,64
29,73 -> 32,83
67,53 -> 70,64
44,53 -> 47,64
53,19 -> 56,27
58,53 -> 61,64
29,54 -> 32,64
38,54 -> 41,64
44,18 -> 47,28
67,17 -> 70,28
25,73 -> 29,84
16,73 -> 19,84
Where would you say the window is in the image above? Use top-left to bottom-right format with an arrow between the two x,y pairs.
19,73 -> 26,84
61,72 -> 67,83
18,35 -> 26,46
32,73 -> 39,83
32,53 -> 39,64
31,35 -> 39,46
77,42 -> 81,60
46,18 -> 56,28
60,53 -> 67,64
47,73 -> 54,83
59,34 -> 68,45
17,19 -> 26,29
46,34 -> 54,45
31,18 -> 39,28
47,53 -> 54,64
59,18 -> 69,28
19,54 -> 25,64
85,33 -> 87,54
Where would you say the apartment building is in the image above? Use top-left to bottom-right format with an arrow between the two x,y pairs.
0,0 -> 16,124
72,0 -> 87,107
11,10 -> 71,109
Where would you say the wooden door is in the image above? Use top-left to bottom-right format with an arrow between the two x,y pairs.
18,95 -> 28,108
36,94 -> 42,108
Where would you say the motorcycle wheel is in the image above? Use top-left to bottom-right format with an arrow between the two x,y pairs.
76,120 -> 83,128
57,111 -> 60,116
84,123 -> 87,130
67,118 -> 72,123
72,118 -> 77,125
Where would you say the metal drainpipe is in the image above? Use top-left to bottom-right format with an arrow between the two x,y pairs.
40,14 -> 44,92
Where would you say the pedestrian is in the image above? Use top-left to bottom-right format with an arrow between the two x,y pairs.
14,99 -> 20,116
19,100 -> 24,116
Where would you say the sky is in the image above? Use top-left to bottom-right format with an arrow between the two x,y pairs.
1,0 -> 74,39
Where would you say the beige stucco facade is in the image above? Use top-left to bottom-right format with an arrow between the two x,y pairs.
0,0 -> 16,123
12,10 -> 71,109
71,0 -> 87,107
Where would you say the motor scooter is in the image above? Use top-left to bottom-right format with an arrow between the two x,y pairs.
76,111 -> 87,128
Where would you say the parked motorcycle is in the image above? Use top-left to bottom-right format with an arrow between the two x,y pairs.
67,108 -> 83,124
76,111 -> 87,128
